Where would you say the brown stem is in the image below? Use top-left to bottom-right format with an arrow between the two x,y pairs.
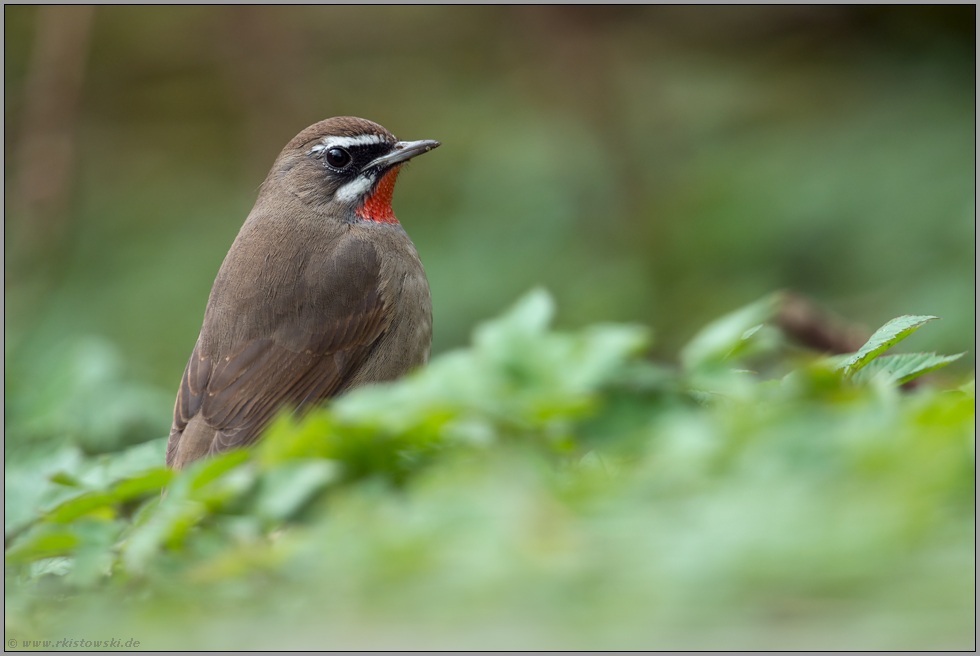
12,5 -> 95,274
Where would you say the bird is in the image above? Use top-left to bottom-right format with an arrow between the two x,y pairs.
166,117 -> 439,469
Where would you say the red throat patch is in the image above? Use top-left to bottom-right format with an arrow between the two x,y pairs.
355,165 -> 402,225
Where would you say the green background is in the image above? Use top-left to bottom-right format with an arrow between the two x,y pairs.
5,6 -> 976,449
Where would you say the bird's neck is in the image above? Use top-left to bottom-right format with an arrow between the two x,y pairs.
355,165 -> 402,225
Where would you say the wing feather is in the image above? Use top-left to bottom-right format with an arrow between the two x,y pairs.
166,237 -> 388,468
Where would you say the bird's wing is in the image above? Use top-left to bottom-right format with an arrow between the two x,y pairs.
166,239 -> 388,467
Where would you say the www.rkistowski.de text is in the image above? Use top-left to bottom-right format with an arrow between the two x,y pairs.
7,638 -> 141,649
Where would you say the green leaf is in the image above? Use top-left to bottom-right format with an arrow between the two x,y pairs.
839,315 -> 939,375
49,471 -> 83,487
258,412 -> 338,465
256,460 -> 339,521
188,464 -> 257,510
5,445 -> 86,537
27,557 -> 73,579
173,449 -> 250,492
46,491 -> 115,523
680,293 -> 782,371
5,525 -> 80,564
852,352 -> 967,386
110,468 -> 173,502
67,519 -> 125,586
959,378 -> 975,398
122,499 -> 207,573
474,288 -> 555,351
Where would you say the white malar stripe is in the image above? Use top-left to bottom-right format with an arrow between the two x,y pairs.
309,134 -> 388,154
335,174 -> 376,202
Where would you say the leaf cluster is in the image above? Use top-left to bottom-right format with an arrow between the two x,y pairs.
4,291 -> 974,649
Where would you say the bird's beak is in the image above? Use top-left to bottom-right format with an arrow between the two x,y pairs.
367,139 -> 441,169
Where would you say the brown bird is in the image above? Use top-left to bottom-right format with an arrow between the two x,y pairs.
166,117 -> 438,469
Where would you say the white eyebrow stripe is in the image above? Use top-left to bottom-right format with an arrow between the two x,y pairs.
334,173 -> 376,202
309,134 -> 388,154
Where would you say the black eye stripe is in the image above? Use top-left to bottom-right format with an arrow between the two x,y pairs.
337,144 -> 390,168
348,142 -> 390,158
312,139 -> 394,178
311,141 -> 391,159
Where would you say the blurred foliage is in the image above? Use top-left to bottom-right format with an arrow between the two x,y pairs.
4,6 -> 976,649
3,6 -> 976,399
4,336 -> 172,458
5,291 -> 975,649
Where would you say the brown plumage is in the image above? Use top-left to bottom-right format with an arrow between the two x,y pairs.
166,117 -> 438,469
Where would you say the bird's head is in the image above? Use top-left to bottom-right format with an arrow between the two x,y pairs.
268,116 -> 440,225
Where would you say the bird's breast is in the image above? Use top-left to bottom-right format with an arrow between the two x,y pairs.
348,226 -> 433,385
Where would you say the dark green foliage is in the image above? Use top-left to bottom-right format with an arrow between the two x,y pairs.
4,292 -> 974,649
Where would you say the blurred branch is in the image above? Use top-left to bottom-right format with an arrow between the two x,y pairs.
776,291 -> 868,355
13,5 -> 95,273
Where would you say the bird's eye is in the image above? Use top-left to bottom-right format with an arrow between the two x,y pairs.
326,148 -> 351,169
